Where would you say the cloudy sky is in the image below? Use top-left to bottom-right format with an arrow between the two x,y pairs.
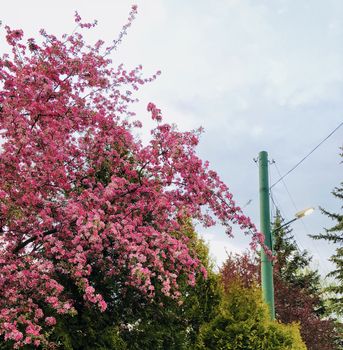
1,0 -> 342,277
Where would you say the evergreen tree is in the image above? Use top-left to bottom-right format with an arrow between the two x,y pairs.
311,149 -> 343,315
273,211 -> 341,349
273,211 -> 325,315
220,210 -> 341,350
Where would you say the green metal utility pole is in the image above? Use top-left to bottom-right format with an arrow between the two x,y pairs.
258,151 -> 275,320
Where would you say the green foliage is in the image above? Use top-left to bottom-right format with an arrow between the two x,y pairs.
196,282 -> 306,350
120,221 -> 222,349
273,211 -> 325,314
50,309 -> 127,350
39,221 -> 222,350
272,211 -> 341,349
310,150 -> 343,316
220,211 -> 341,350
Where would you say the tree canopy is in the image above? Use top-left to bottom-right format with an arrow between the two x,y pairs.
0,7 -> 262,348
33,222 -> 221,350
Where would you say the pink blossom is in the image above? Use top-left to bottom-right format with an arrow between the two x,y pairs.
24,337 -> 32,345
25,324 -> 40,337
7,330 -> 23,342
45,317 -> 56,326
147,102 -> 162,121
99,300 -> 107,312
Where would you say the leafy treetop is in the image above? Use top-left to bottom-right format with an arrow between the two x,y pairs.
0,6 -> 263,348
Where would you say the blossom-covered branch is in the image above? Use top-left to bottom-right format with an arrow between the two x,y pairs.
0,6 -> 264,348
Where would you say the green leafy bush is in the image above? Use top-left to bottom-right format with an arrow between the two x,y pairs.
196,282 -> 306,350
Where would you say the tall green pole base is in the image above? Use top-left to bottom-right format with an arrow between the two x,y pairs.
259,151 -> 275,320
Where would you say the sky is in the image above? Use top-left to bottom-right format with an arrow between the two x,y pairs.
0,0 -> 342,277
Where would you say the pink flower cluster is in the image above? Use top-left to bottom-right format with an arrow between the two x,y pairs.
147,102 -> 162,121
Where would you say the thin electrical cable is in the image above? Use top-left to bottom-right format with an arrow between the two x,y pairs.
270,189 -> 304,250
271,189 -> 305,251
270,190 -> 276,219
274,162 -> 313,246
269,161 -> 304,250
273,163 -> 305,250
273,162 -> 331,275
270,188 -> 286,222
270,197 -> 285,223
270,121 -> 343,189
274,163 -> 299,213
268,162 -> 275,220
269,188 -> 286,220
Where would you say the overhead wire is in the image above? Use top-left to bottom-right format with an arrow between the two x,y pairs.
273,162 -> 331,276
273,163 -> 304,251
273,163 -> 299,214
254,120 -> 339,276
268,160 -> 275,220
268,121 -> 342,277
270,121 -> 343,189
269,191 -> 285,221
268,164 -> 286,220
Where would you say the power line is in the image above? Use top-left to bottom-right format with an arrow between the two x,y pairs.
269,162 -> 305,251
272,162 -> 331,276
273,163 -> 298,214
273,163 -> 305,252
269,185 -> 286,222
269,160 -> 275,220
270,121 -> 343,189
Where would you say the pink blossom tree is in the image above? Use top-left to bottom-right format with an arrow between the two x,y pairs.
0,6 -> 263,348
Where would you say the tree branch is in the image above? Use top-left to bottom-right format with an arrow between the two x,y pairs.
13,228 -> 58,253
